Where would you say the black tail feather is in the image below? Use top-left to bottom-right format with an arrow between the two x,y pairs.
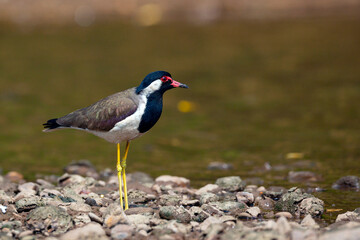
43,118 -> 61,130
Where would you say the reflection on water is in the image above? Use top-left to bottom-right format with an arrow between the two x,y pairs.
0,18 -> 359,222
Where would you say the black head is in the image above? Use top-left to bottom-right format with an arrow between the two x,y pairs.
136,71 -> 188,95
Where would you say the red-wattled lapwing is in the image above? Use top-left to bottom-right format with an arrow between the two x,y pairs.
43,71 -> 188,210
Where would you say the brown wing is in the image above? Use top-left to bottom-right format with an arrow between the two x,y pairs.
57,88 -> 138,132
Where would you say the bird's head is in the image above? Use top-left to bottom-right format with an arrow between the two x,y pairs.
136,71 -> 188,95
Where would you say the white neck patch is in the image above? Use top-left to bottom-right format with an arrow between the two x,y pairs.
141,79 -> 162,96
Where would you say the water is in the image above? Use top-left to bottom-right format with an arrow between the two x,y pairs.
0,18 -> 359,222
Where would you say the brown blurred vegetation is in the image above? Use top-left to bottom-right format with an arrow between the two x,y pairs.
0,0 -> 360,26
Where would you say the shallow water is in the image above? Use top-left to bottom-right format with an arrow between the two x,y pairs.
0,18 -> 359,222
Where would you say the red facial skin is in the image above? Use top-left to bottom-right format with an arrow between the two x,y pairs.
161,76 -> 182,88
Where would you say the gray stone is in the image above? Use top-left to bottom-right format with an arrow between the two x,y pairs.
88,212 -> 103,224
155,175 -> 190,188
255,196 -> 275,211
60,222 -> 108,240
288,171 -> 320,183
275,187 -> 323,216
125,207 -> 154,216
208,201 -> 247,212
128,172 -> 154,185
27,205 -> 73,235
336,211 -> 360,222
207,162 -> 233,170
301,214 -> 319,228
127,189 -> 148,204
102,203 -> 128,228
319,224 -> 360,240
159,206 -> 191,223
199,192 -> 219,205
189,206 -> 209,222
201,204 -> 224,216
199,216 -> 222,232
15,196 -> 41,212
275,212 -> 293,219
73,213 -> 91,227
64,160 -> 99,179
195,184 -> 221,195
158,194 -> 182,206
246,207 -> 261,217
127,214 -> 151,225
215,176 -> 245,192
236,192 -> 254,205
332,176 -> 360,190
299,197 -> 324,217
0,190 -> 13,203
111,224 -> 134,240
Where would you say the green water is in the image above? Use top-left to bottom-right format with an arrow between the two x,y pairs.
0,18 -> 359,222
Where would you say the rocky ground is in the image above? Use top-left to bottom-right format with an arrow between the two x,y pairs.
0,161 -> 360,240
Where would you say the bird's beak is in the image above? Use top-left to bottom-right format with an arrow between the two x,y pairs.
171,80 -> 189,89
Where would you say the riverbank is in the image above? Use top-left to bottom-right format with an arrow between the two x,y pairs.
0,161 -> 359,239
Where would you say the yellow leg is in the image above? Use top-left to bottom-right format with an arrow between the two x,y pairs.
121,141 -> 130,210
116,143 -> 124,210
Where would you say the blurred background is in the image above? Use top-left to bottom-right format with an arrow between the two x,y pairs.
0,0 -> 360,221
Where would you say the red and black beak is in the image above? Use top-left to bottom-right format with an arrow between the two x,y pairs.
171,80 -> 189,89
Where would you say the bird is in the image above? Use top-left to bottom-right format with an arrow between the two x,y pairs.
43,71 -> 188,210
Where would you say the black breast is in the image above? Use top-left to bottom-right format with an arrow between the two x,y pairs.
138,91 -> 163,133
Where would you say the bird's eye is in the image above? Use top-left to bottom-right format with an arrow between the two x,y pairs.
161,76 -> 168,82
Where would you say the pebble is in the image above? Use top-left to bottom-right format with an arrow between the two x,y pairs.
195,184 -> 221,195
215,176 -> 245,192
207,162 -> 233,170
1,165 -> 359,240
275,212 -> 293,219
332,176 -> 360,190
288,171 -> 320,183
155,175 -> 190,188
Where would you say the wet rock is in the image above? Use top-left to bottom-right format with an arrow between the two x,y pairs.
299,197 -> 324,217
275,212 -> 293,219
275,187 -> 323,217
246,207 -> 261,218
195,184 -> 221,195
215,176 -> 245,192
159,206 -> 191,223
236,192 -> 254,205
64,160 -> 99,179
255,196 -> 275,211
332,176 -> 360,190
199,192 -> 219,205
158,194 -> 182,206
125,207 -> 154,216
85,197 -> 98,206
59,222 -> 108,240
15,196 -> 41,212
288,171 -> 320,183
189,206 -> 209,222
111,224 -> 134,240
27,205 -> 73,235
155,175 -> 190,188
336,210 -> 360,222
208,201 -> 247,212
207,162 -> 233,170
301,214 -> 319,228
